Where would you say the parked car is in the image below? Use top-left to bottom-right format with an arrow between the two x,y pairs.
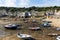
17,33 -> 32,39
28,27 -> 40,31
56,36 -> 60,40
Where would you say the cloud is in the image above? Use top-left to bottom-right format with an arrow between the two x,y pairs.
40,0 -> 60,7
32,0 -> 60,7
0,0 -> 16,7
18,0 -> 30,7
0,0 -> 30,7
0,0 -> 5,6
4,0 -> 16,7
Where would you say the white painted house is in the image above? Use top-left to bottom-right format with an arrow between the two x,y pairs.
17,12 -> 31,18
45,9 -> 60,19
17,12 -> 25,18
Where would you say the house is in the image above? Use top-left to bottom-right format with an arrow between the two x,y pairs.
0,9 -> 8,17
17,11 -> 31,18
54,10 -> 60,19
31,10 -> 44,18
8,11 -> 17,17
45,10 -> 54,19
8,11 -> 14,17
31,10 -> 41,16
45,9 -> 60,19
25,11 -> 31,18
17,12 -> 25,18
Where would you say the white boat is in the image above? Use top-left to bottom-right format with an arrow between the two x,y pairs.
47,33 -> 58,37
56,36 -> 60,40
17,33 -> 32,39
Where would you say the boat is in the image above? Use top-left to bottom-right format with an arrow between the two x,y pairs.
47,33 -> 59,37
56,36 -> 60,40
4,24 -> 19,29
41,22 -> 51,27
56,27 -> 60,31
17,33 -> 32,39
29,27 -> 40,30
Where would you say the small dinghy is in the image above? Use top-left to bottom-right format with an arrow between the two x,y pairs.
47,33 -> 59,37
29,27 -> 40,31
17,33 -> 32,39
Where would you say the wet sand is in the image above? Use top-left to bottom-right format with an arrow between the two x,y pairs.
45,18 -> 60,27
0,27 -> 58,40
0,18 -> 60,40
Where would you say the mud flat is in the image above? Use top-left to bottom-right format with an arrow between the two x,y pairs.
0,18 -> 59,40
45,18 -> 60,27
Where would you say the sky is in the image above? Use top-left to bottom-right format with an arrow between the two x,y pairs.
0,0 -> 60,7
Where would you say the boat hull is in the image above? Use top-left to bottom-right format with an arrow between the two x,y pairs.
5,27 -> 17,30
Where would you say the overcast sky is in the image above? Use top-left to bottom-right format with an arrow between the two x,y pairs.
0,0 -> 60,7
